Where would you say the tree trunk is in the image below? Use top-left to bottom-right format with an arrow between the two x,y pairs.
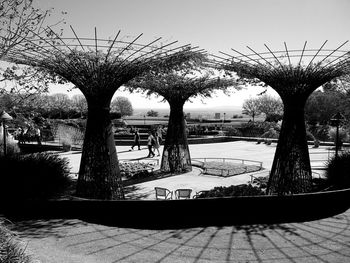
161,103 -> 192,173
267,99 -> 312,195
76,99 -> 124,200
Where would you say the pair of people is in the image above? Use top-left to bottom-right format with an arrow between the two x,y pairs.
130,129 -> 161,158
147,131 -> 160,157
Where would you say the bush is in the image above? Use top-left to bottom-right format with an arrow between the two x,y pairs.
0,221 -> 32,263
0,153 -> 71,200
225,127 -> 242,136
120,162 -> 155,180
196,184 -> 265,198
325,151 -> 350,189
329,127 -> 349,146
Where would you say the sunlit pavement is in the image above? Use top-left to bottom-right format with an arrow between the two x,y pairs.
8,141 -> 349,263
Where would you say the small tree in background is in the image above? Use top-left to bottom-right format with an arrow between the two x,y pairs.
242,97 -> 261,121
71,94 -> 87,118
146,110 -> 158,117
110,96 -> 133,117
256,94 -> 283,120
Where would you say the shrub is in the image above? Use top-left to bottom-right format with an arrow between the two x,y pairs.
0,221 -> 32,263
196,184 -> 265,198
329,127 -> 349,146
225,127 -> 242,136
119,162 -> 155,180
325,151 -> 350,189
0,153 -> 71,200
53,123 -> 84,149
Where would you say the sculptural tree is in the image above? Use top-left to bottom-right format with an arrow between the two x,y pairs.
216,41 -> 350,195
126,55 -> 237,173
2,26 -> 201,199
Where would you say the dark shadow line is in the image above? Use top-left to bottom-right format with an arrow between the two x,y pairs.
303,221 -> 350,239
312,222 -> 350,236
263,229 -> 299,263
155,228 -> 207,263
272,226 -> 329,263
193,227 -> 222,263
85,227 -> 170,256
67,228 -> 142,248
225,226 -> 235,262
111,229 -> 188,263
290,223 -> 350,253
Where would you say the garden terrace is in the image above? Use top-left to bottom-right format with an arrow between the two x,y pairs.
1,26 -> 204,200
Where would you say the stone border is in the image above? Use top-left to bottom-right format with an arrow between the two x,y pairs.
1,188 -> 350,229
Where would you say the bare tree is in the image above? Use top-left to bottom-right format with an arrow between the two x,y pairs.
242,97 -> 261,121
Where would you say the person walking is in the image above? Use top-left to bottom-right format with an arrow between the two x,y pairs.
147,131 -> 155,157
153,132 -> 161,156
35,127 -> 42,145
130,129 -> 141,150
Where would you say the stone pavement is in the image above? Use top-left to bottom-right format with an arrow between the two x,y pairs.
8,141 -> 349,263
9,209 -> 350,262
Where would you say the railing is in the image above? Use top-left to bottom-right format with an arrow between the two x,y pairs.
192,157 -> 263,177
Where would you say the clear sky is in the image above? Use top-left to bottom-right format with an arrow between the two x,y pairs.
34,0 -> 350,108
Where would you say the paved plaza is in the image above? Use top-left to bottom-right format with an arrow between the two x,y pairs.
6,141 -> 350,262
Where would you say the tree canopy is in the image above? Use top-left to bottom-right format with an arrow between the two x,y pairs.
110,96 -> 133,117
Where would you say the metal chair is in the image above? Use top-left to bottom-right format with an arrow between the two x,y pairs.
174,188 -> 192,199
154,187 -> 173,200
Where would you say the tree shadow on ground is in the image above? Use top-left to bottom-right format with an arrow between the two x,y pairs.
2,217 -> 88,239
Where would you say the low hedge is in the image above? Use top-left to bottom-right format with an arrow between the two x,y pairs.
197,184 -> 265,198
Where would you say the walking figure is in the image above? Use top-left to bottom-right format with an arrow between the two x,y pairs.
130,129 -> 141,150
153,132 -> 161,156
147,131 -> 155,157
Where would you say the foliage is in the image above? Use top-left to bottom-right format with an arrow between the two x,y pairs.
250,176 -> 269,190
53,123 -> 84,147
119,162 -> 155,180
307,124 -> 330,141
225,127 -> 242,136
196,184 -> 265,198
305,89 -> 347,125
0,0 -> 66,104
0,92 -> 88,120
125,53 -> 239,104
71,94 -> 87,118
326,151 -> 350,189
146,110 -> 158,117
0,221 -> 32,263
0,152 -> 70,200
328,127 -> 349,145
242,95 -> 283,121
110,96 -> 133,117
242,97 -> 261,121
256,94 -> 283,118
238,121 -> 280,137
